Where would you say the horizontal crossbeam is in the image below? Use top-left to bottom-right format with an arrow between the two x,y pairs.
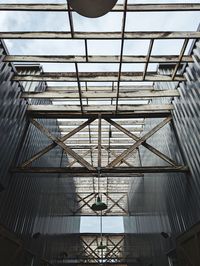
58,119 -> 144,125
45,85 -> 162,91
21,89 -> 179,99
13,72 -> 185,82
27,111 -> 172,119
1,31 -> 200,40
0,3 -> 200,12
4,55 -> 193,64
12,166 -> 189,174
56,145 -> 143,150
27,104 -> 174,112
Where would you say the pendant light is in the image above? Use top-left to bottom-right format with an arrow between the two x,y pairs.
97,240 -> 107,250
91,195 -> 107,211
90,167 -> 107,212
97,215 -> 107,252
91,115 -> 107,212
68,0 -> 118,18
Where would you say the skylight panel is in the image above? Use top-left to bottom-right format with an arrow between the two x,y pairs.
78,63 -> 119,72
88,40 -> 121,55
123,40 -> 149,56
73,12 -> 122,32
122,63 -> 145,72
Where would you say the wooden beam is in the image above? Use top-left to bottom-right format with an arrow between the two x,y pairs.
1,31 -> 199,40
62,130 -> 140,136
13,72 -> 185,82
76,150 -> 137,155
46,85 -> 155,91
81,238 -> 98,261
102,145 -> 134,167
60,125 -> 143,129
21,118 -> 95,167
57,119 -> 144,126
11,166 -> 189,174
106,117 -> 172,168
172,39 -> 189,80
30,118 -> 95,170
81,239 -> 101,260
61,136 -> 139,141
64,139 -> 141,144
105,118 -> 179,167
143,39 -> 154,80
61,145 -> 144,150
104,194 -> 127,214
21,89 -> 180,99
77,193 -> 95,204
105,237 -> 124,259
60,127 -> 142,132
69,157 -> 136,161
75,62 -> 83,113
75,194 -> 98,215
27,112 -> 172,119
0,3 -> 200,12
107,238 -> 122,255
4,55 -> 193,63
68,146 -> 97,167
27,104 -> 173,112
60,130 -> 142,134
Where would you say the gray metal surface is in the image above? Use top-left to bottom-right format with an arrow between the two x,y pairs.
124,39 -> 200,266
0,41 -> 80,265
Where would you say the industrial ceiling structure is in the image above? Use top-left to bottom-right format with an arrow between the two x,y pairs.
2,2 -> 196,177
0,1 -> 200,266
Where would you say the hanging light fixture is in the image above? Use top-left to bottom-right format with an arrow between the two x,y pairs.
68,0 -> 118,18
91,195 -> 107,211
97,240 -> 107,250
91,115 -> 107,212
91,170 -> 107,212
97,215 -> 107,254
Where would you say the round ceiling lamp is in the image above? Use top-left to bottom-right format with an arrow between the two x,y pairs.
68,0 -> 118,18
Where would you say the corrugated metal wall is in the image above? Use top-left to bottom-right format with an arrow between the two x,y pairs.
0,40 -> 27,189
124,39 -> 200,265
0,40 -> 80,265
148,39 -> 200,236
1,35 -> 200,266
170,39 -> 200,233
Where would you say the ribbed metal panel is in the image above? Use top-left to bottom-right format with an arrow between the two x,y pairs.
165,39 -> 200,234
0,42 -> 80,265
0,40 -> 27,188
124,39 -> 200,265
